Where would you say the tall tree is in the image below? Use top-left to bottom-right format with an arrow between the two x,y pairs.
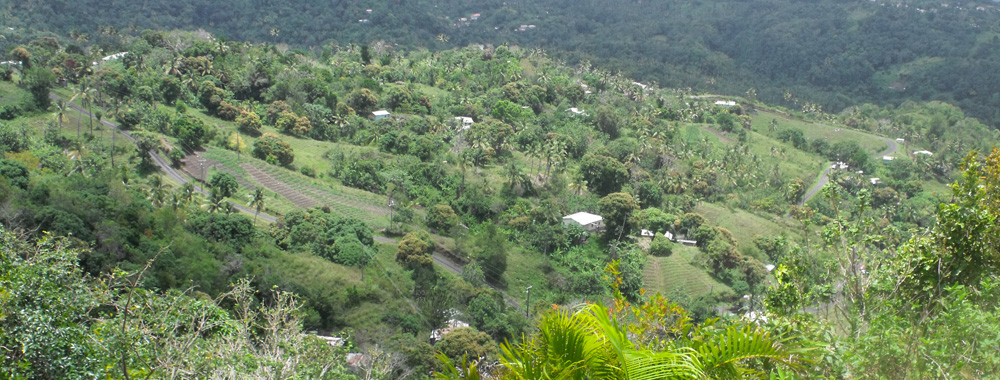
247,188 -> 266,224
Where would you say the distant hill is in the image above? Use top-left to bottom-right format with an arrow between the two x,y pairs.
5,0 -> 1000,126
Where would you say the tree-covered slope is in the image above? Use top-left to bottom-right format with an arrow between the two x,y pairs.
6,0 -> 1000,126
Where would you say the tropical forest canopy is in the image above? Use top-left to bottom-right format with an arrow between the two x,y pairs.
5,0 -> 1000,127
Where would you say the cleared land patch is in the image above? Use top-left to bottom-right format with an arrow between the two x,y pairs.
642,245 -> 732,299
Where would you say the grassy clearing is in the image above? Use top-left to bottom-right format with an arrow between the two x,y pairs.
643,245 -> 732,299
695,202 -> 802,247
0,81 -> 28,106
745,130 -> 827,182
504,247 -> 551,301
753,110 -> 887,153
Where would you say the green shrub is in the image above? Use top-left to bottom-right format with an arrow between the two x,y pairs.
649,236 -> 674,257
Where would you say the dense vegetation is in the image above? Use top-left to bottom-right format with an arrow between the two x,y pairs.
2,18 -> 1000,378
5,0 -> 1000,127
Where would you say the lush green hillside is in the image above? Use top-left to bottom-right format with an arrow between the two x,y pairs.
3,26 -> 1000,378
6,0 -> 1000,127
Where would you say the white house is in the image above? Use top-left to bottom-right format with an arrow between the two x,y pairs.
895,138 -> 905,144
471,13 -> 481,20
563,212 -> 603,232
640,229 -> 655,238
454,116 -> 474,130
883,156 -> 894,163
714,100 -> 737,107
664,231 -> 675,241
372,110 -> 391,120
567,107 -> 586,116
102,52 -> 128,61
914,150 -> 934,156
870,177 -> 881,185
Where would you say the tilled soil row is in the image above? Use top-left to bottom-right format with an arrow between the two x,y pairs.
241,164 -> 319,209
249,163 -> 390,217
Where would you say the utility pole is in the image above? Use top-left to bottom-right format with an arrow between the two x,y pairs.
524,286 -> 532,318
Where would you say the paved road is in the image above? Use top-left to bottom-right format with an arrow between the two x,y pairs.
799,136 -> 899,206
51,94 -> 277,223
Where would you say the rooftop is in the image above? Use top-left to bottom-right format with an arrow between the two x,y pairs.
563,212 -> 603,226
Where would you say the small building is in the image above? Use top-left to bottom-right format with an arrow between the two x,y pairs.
365,8 -> 372,14
765,264 -> 776,272
677,239 -> 698,247
567,107 -> 586,116
102,52 -> 128,62
372,110 -> 391,120
714,100 -> 737,107
563,212 -> 603,232
914,150 -> 934,156
471,13 -> 481,20
895,138 -> 905,143
869,177 -> 881,185
883,156 -> 894,163
358,19 -> 370,24
640,229 -> 655,238
454,116 -> 474,129
315,335 -> 345,348
664,231 -> 675,241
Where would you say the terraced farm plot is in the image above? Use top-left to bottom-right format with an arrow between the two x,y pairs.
241,163 -> 320,209
643,245 -> 732,299
695,202 -> 802,248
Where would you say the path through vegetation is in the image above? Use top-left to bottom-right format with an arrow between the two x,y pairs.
799,136 -> 898,205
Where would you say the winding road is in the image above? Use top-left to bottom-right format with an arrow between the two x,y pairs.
50,94 -> 277,223
798,136 -> 898,206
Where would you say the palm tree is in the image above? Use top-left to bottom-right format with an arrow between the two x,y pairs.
568,177 -> 588,196
204,191 -> 226,213
77,80 -> 97,136
247,188 -> 266,224
180,182 -> 197,205
437,301 -> 815,380
165,55 -> 184,76
146,175 -> 171,207
54,100 -> 70,136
